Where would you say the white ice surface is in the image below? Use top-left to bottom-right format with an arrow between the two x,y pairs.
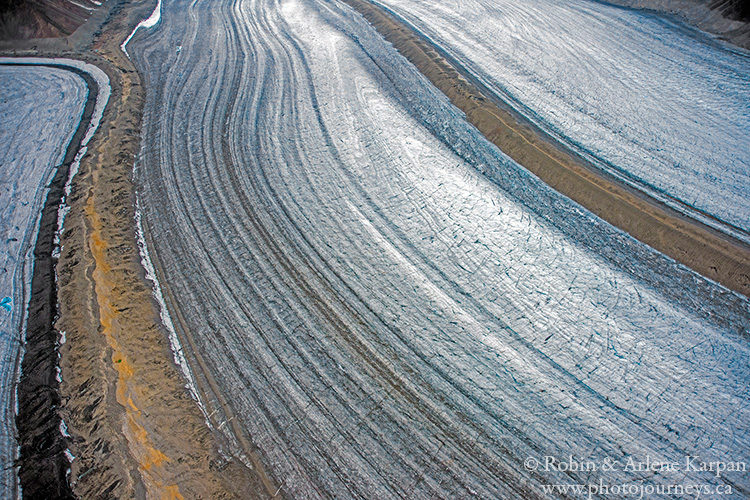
128,0 -> 750,496
0,64 -> 86,498
374,0 -> 750,240
0,57 -> 108,499
121,0 -> 163,58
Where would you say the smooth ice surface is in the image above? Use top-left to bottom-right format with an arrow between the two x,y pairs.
131,0 -> 750,496
0,64 -> 87,497
375,0 -> 750,240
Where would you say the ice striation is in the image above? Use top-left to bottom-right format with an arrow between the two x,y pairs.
375,0 -> 750,241
129,0 -> 750,497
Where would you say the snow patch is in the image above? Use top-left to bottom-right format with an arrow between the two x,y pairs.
134,196 -> 205,412
121,0 -> 163,58
59,419 -> 70,438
